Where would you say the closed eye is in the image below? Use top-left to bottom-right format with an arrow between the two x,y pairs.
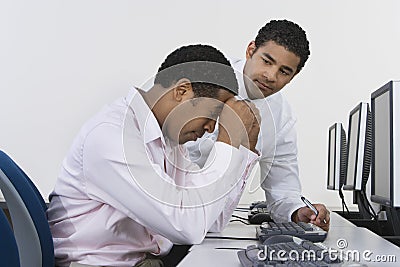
208,111 -> 219,120
209,105 -> 224,120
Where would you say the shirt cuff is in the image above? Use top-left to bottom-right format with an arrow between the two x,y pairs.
151,234 -> 173,256
288,202 -> 307,222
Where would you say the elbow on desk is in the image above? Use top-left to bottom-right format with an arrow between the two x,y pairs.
160,212 -> 210,244
169,228 -> 207,245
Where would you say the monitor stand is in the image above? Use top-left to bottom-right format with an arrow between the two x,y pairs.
344,191 -> 392,236
386,206 -> 400,236
353,190 -> 372,219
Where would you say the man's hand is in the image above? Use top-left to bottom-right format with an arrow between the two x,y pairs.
246,101 -> 261,153
217,98 -> 260,150
291,203 -> 330,231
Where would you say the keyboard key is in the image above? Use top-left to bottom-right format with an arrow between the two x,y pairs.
298,222 -> 314,231
237,235 -> 346,267
257,222 -> 327,243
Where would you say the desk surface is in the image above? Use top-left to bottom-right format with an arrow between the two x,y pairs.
178,212 -> 400,267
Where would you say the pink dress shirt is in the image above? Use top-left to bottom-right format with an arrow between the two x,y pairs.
47,88 -> 258,266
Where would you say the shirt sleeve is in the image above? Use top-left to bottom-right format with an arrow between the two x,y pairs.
82,119 -> 258,244
260,118 -> 305,222
208,145 -> 259,232
185,130 -> 259,232
185,131 -> 218,168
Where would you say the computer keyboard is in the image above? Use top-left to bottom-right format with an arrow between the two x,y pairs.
257,221 -> 327,242
238,235 -> 344,267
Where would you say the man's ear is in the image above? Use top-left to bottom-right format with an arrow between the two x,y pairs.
173,78 -> 194,102
246,41 -> 256,59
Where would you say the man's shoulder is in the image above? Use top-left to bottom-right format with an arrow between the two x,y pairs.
258,92 -> 292,114
229,58 -> 243,65
267,92 -> 290,107
264,92 -> 296,126
229,58 -> 245,71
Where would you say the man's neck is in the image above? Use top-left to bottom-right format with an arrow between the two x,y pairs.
138,84 -> 172,128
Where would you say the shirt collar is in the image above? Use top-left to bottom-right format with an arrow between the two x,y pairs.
125,87 -> 166,145
230,58 -> 249,99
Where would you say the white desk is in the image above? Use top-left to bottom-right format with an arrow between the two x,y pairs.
178,212 -> 400,266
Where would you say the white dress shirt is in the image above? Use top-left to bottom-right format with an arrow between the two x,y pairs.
186,59 -> 305,223
47,88 -> 258,267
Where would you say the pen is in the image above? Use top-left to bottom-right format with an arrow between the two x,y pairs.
301,196 -> 327,225
301,196 -> 328,224
301,196 -> 319,218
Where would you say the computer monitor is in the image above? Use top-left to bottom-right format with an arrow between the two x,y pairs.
342,102 -> 373,219
327,123 -> 347,191
343,102 -> 372,192
371,81 -> 400,208
371,80 -> 400,235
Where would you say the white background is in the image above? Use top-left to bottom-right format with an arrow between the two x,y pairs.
1,0 -> 400,210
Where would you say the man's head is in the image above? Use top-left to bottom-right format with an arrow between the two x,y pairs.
243,19 -> 310,99
151,44 -> 238,144
155,44 -> 238,98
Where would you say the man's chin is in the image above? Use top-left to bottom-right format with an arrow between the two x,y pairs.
261,90 -> 277,98
248,90 -> 265,100
178,132 -> 201,144
178,137 -> 194,145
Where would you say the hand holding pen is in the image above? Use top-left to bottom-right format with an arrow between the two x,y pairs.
301,196 -> 321,219
292,196 -> 330,231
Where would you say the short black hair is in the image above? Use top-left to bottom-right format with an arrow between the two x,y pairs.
154,44 -> 238,98
255,19 -> 310,73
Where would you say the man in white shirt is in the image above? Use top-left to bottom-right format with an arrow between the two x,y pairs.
47,44 -> 260,267
187,20 -> 330,231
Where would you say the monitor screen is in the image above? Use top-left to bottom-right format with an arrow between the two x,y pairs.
344,110 -> 360,190
327,126 -> 336,190
343,102 -> 371,191
327,123 -> 346,190
371,87 -> 391,206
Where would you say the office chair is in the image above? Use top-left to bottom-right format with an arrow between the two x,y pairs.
0,150 -> 54,267
0,208 -> 20,267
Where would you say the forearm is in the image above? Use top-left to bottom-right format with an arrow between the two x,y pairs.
209,146 -> 259,232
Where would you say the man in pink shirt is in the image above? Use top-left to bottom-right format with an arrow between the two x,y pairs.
47,44 -> 260,267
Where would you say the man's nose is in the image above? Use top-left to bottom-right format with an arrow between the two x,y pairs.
263,67 -> 278,82
204,119 -> 216,133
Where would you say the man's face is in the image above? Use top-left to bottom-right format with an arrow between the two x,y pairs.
243,40 -> 301,99
163,89 -> 233,144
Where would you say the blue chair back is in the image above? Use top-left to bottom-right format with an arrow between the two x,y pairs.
0,150 -> 54,267
0,208 -> 20,266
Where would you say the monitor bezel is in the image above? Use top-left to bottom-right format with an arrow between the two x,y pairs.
327,124 -> 337,190
371,81 -> 393,207
327,123 -> 346,191
343,103 -> 369,191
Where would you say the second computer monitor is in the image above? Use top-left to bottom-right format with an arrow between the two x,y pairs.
327,123 -> 347,190
343,102 -> 372,192
371,80 -> 400,208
